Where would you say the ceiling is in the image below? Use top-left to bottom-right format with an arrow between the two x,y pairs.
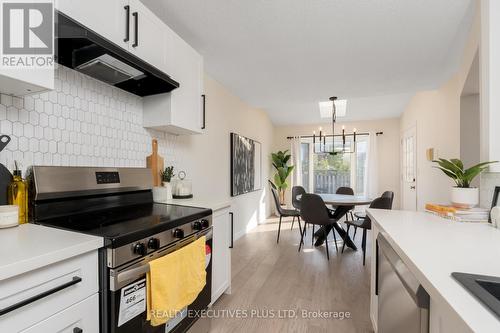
142,0 -> 475,125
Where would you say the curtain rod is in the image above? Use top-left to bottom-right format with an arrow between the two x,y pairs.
286,132 -> 383,140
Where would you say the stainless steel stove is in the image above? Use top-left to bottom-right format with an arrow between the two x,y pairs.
27,166 -> 213,333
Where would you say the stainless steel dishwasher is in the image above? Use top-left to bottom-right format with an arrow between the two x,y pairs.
377,233 -> 430,333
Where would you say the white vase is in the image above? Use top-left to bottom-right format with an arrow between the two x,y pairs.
162,182 -> 173,200
451,187 -> 479,208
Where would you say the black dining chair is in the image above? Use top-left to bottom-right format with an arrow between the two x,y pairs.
291,186 -> 306,230
334,187 -> 355,220
353,191 -> 394,221
299,193 -> 339,260
342,196 -> 393,265
269,182 -> 302,243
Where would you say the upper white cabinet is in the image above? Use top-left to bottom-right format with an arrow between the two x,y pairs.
481,0 -> 500,172
143,32 -> 204,135
56,0 -> 204,135
56,0 -> 129,51
56,0 -> 166,72
127,0 -> 166,72
0,66 -> 54,96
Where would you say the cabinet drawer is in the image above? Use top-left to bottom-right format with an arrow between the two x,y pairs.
0,251 -> 98,332
20,294 -> 99,333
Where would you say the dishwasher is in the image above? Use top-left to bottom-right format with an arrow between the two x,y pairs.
377,233 -> 430,333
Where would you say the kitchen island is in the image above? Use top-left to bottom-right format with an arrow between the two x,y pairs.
367,209 -> 500,333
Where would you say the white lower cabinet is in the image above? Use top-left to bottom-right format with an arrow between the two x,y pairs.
0,251 -> 99,333
211,207 -> 232,304
20,294 -> 99,333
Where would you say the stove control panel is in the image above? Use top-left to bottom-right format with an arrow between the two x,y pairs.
108,215 -> 213,268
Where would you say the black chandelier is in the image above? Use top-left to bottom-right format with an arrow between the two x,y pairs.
313,96 -> 356,155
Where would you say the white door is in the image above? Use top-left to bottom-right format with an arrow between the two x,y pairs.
128,0 -> 166,71
56,0 -> 129,50
402,126 -> 417,210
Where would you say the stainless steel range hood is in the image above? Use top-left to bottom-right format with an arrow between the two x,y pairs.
55,11 -> 179,97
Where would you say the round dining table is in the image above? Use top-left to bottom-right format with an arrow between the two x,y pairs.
318,194 -> 373,206
313,193 -> 373,250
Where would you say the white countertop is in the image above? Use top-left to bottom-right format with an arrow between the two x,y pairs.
156,198 -> 231,212
367,209 -> 500,332
0,224 -> 103,281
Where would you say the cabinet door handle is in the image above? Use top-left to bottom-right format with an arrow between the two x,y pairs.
132,12 -> 139,47
0,276 -> 82,316
123,5 -> 130,42
229,212 -> 234,249
201,94 -> 206,130
73,328 -> 83,333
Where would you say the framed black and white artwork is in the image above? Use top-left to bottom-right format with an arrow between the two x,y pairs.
230,133 -> 262,196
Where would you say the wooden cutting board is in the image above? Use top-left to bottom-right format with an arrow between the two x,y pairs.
146,139 -> 164,187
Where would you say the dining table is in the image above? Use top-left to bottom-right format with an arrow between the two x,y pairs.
312,193 -> 373,250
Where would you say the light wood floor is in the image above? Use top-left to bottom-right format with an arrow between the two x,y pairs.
210,216 -> 374,333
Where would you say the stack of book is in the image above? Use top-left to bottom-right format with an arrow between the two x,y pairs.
425,203 -> 489,223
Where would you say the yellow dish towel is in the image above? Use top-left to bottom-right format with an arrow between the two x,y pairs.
147,236 -> 207,326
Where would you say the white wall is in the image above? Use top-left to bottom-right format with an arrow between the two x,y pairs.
273,118 -> 401,209
400,0 -> 480,210
175,75 -> 274,240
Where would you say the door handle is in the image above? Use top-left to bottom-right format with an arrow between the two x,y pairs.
132,12 -> 139,47
123,5 -> 130,42
229,212 -> 234,249
201,94 -> 206,129
73,328 -> 83,333
410,186 -> 416,189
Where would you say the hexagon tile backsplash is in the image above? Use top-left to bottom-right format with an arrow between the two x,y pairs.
0,65 -> 180,173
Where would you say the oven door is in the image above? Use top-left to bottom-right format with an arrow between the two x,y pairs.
108,228 -> 212,333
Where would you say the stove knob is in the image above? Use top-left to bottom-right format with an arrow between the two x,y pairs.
173,228 -> 184,238
133,242 -> 147,256
148,238 -> 160,250
201,219 -> 209,229
192,221 -> 202,231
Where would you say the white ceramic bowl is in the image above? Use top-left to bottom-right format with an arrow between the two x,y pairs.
0,205 -> 19,228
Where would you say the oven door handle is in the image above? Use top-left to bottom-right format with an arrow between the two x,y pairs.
117,264 -> 150,284
113,229 -> 212,290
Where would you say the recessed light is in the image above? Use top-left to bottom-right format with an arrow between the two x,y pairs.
319,99 -> 347,118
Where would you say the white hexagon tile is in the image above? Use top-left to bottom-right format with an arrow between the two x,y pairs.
0,65 -> 179,174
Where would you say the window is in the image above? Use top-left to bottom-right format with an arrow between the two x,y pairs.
300,135 -> 368,195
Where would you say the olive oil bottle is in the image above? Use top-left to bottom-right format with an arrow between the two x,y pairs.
8,161 -> 28,224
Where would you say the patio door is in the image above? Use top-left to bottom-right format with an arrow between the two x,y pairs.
401,126 -> 417,210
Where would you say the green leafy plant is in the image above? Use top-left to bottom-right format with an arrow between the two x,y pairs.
160,166 -> 175,183
432,158 -> 497,188
271,150 -> 294,203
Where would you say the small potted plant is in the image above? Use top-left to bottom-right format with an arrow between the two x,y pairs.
160,166 -> 175,186
270,150 -> 294,205
160,166 -> 175,200
433,158 -> 497,208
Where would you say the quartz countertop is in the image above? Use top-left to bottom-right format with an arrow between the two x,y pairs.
367,209 -> 500,332
0,224 -> 103,281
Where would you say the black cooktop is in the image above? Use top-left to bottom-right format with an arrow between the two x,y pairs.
34,203 -> 211,248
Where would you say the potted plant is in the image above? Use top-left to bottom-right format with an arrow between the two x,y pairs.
433,158 -> 497,208
270,150 -> 294,205
160,166 -> 175,200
